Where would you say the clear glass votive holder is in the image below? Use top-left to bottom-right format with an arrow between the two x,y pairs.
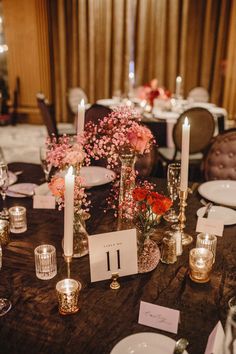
9,206 -> 27,234
196,233 -> 217,263
189,248 -> 214,283
0,219 -> 10,245
34,244 -> 57,280
56,278 -> 81,315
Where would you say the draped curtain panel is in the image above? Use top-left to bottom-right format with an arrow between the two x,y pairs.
135,0 -> 231,105
49,0 -> 133,122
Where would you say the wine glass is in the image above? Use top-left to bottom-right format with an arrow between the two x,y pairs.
0,245 -> 12,316
163,163 -> 181,223
39,146 -> 52,182
0,163 -> 9,219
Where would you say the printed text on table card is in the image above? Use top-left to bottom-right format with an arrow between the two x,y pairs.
88,229 -> 138,282
138,301 -> 180,334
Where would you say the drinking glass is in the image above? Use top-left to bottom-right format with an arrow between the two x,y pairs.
39,146 -> 51,182
0,163 -> 9,219
0,245 -> 12,316
163,163 -> 181,223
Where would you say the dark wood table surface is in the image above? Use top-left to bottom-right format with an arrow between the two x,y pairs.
0,163 -> 235,354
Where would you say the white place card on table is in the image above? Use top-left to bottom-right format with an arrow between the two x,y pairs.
196,217 -> 224,237
33,195 -> 56,209
88,229 -> 138,282
204,321 -> 225,354
138,301 -> 180,334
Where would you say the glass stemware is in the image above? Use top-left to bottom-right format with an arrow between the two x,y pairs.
0,245 -> 12,316
163,163 -> 181,223
39,146 -> 52,182
0,163 -> 9,219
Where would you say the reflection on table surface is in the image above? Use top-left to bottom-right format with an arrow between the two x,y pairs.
0,162 -> 235,354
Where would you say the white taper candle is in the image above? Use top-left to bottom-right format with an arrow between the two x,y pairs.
180,117 -> 190,191
64,166 -> 75,257
77,99 -> 85,135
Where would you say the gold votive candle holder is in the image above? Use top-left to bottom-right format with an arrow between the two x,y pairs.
9,206 -> 27,233
56,278 -> 81,315
196,233 -> 217,263
0,219 -> 10,245
34,244 -> 57,280
189,248 -> 213,283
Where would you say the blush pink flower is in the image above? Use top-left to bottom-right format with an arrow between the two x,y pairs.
127,125 -> 153,154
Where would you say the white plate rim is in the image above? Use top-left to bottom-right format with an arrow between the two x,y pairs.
110,332 -> 188,354
8,171 -> 18,186
80,166 -> 116,188
96,98 -> 118,107
198,180 -> 236,208
197,206 -> 236,226
6,183 -> 38,198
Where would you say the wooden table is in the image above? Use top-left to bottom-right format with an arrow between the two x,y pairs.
0,163 -> 235,354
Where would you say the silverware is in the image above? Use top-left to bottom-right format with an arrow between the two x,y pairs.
173,338 -> 189,354
203,202 -> 213,218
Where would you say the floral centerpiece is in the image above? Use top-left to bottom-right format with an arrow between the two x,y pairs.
136,78 -> 171,106
83,106 -> 155,221
132,184 -> 173,273
46,135 -> 90,257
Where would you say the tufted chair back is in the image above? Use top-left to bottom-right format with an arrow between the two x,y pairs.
202,129 -> 236,180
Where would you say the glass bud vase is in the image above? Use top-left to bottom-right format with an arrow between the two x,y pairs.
72,212 -> 89,258
118,153 -> 136,226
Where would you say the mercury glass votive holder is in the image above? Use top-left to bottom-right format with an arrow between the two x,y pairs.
9,206 -> 27,234
189,248 -> 214,283
0,219 -> 10,245
196,233 -> 217,263
56,278 -> 81,315
34,244 -> 57,280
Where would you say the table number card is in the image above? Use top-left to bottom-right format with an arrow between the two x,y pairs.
204,321 -> 225,354
138,301 -> 180,334
196,217 -> 224,237
88,229 -> 138,282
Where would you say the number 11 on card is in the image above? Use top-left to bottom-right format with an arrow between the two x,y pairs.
106,250 -> 121,272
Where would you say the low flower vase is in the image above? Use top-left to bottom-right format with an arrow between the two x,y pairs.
137,232 -> 160,273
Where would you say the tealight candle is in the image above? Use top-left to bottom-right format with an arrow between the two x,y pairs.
196,233 -> 217,263
0,219 -> 10,245
56,278 -> 81,315
34,244 -> 57,280
189,248 -> 213,283
9,206 -> 27,233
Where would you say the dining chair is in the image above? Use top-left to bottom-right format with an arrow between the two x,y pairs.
36,93 -> 59,138
85,103 -> 112,125
68,87 -> 88,114
187,86 -> 209,103
158,107 -> 215,180
201,129 -> 236,181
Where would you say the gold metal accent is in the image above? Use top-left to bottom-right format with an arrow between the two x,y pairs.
56,279 -> 81,315
64,255 -> 72,279
110,273 -> 120,290
178,190 -> 193,246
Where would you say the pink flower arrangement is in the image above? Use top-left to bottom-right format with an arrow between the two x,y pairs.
83,106 -> 154,169
136,78 -> 171,106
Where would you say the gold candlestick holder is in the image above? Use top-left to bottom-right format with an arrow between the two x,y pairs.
177,189 -> 193,246
110,272 -> 120,290
64,255 -> 72,278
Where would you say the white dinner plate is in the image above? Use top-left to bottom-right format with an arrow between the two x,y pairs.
110,333 -> 188,354
188,102 -> 216,109
96,99 -> 120,107
8,171 -> 18,186
197,206 -> 236,226
198,180 -> 236,208
152,109 -> 179,120
6,183 -> 38,198
80,166 -> 116,188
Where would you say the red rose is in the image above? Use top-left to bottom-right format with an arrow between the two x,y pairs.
133,188 -> 148,201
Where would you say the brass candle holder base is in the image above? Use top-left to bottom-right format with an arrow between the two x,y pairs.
64,255 -> 72,278
178,190 -> 193,246
110,273 -> 120,290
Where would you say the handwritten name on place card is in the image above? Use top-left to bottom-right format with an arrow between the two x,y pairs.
33,195 -> 56,209
196,217 -> 224,237
138,301 -> 180,334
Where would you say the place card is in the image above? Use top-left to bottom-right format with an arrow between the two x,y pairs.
196,217 -> 224,237
88,229 -> 138,282
204,321 -> 225,354
138,301 -> 180,334
33,195 -> 56,209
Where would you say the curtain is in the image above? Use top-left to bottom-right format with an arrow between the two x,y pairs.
135,0 -> 231,104
49,0 -> 134,122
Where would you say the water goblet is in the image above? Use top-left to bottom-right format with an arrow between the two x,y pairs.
163,163 -> 181,223
0,245 -> 12,316
0,163 -> 9,219
39,146 -> 52,182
